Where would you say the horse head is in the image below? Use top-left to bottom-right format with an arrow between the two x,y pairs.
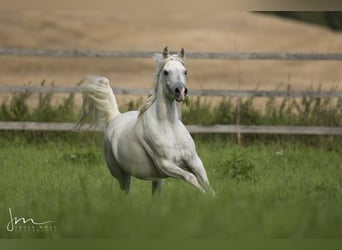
160,46 -> 188,102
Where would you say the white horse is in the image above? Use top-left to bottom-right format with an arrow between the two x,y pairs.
77,47 -> 215,195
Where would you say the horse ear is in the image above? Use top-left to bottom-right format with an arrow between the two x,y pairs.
180,47 -> 185,59
163,46 -> 169,59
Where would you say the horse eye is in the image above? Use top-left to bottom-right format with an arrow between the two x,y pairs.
184,70 -> 188,75
163,70 -> 169,76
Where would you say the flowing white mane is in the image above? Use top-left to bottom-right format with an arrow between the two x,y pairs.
138,53 -> 185,117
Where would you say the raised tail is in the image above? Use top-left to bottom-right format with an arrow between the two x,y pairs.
76,76 -> 120,130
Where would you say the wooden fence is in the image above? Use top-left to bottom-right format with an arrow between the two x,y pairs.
1,85 -> 342,98
0,121 -> 341,136
0,48 -> 341,135
1,48 -> 342,60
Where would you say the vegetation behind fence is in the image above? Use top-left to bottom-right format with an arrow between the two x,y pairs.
0,83 -> 341,126
0,82 -> 341,145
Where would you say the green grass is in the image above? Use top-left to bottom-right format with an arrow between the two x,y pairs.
0,136 -> 341,238
0,83 -> 341,238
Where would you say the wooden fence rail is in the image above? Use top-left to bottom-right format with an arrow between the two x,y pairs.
1,48 -> 342,61
1,86 -> 342,98
0,122 -> 341,135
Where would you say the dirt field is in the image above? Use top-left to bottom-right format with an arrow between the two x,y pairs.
0,10 -> 341,105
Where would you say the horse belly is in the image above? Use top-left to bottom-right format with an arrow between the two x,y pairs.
117,140 -> 163,180
109,115 -> 163,180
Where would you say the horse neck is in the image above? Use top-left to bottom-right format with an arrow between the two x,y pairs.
153,78 -> 178,124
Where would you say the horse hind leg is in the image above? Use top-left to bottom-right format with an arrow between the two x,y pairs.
118,174 -> 131,194
106,155 -> 131,194
104,139 -> 131,194
152,179 -> 163,196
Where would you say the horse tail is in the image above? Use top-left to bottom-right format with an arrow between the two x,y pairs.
76,76 -> 120,130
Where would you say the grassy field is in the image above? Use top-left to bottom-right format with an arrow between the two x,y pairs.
0,134 -> 341,238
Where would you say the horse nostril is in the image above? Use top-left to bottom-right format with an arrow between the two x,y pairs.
174,83 -> 186,99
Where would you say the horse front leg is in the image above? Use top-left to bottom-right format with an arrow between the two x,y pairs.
158,160 -> 206,193
186,156 -> 216,196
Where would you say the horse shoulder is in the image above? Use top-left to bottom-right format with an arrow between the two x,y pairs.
177,120 -> 196,148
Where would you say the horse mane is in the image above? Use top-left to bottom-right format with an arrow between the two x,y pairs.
138,53 -> 184,117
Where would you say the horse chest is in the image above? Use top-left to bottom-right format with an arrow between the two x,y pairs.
148,127 -> 192,164
140,110 -> 195,166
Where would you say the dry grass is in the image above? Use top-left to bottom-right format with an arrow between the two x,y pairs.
0,11 -> 341,109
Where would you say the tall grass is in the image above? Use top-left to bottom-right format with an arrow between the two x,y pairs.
0,81 -> 77,123
182,91 -> 342,127
0,137 -> 341,238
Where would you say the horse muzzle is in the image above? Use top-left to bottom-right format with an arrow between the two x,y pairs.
174,83 -> 188,102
